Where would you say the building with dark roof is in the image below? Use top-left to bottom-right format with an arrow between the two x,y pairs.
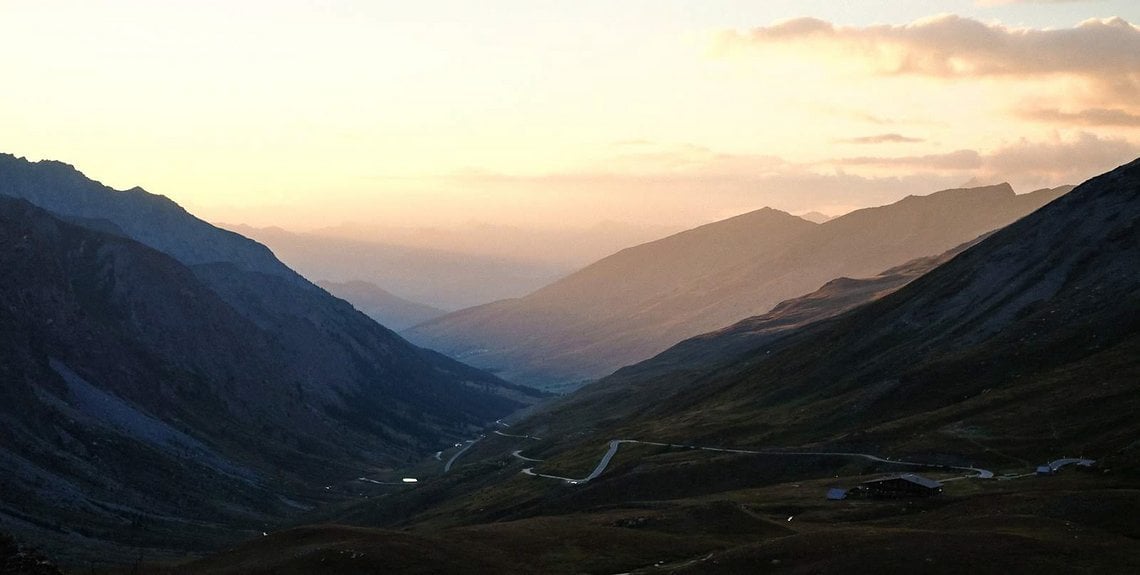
861,473 -> 943,498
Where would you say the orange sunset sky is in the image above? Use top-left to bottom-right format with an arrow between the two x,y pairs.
3,0 -> 1139,231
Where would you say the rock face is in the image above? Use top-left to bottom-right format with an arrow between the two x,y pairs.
528,158 -> 1139,464
0,156 -> 544,561
407,184 -> 1071,390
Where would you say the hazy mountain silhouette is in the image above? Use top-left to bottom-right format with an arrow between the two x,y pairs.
405,208 -> 815,390
227,224 -> 567,310
0,155 -> 295,282
797,211 -> 833,223
0,156 -> 544,559
524,158 -> 1138,462
407,184 -> 1071,390
515,240 -> 980,439
606,238 -> 981,391
317,279 -> 446,330
312,220 -> 684,270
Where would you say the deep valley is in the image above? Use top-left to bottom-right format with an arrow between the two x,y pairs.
3,4 -> 1140,571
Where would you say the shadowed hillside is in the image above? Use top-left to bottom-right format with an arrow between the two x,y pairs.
0,157 -> 544,562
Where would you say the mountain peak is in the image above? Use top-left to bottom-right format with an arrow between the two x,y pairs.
407,179 -> 1065,388
915,182 -> 1015,202
0,153 -> 299,278
798,211 -> 833,224
753,206 -> 796,217
699,206 -> 811,231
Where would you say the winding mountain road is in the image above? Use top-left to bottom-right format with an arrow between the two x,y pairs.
515,439 -> 995,485
356,477 -> 416,486
493,430 -> 541,440
1047,458 -> 1095,471
444,439 -> 478,473
511,449 -> 544,462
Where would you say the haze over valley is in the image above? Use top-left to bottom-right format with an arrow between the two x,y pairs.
407,183 -> 1072,390
225,224 -> 567,311
2,1 -> 1139,572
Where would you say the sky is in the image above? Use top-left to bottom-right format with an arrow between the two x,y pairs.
2,0 -> 1139,230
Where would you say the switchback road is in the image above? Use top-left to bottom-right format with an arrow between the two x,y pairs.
444,439 -> 478,473
514,439 -> 995,484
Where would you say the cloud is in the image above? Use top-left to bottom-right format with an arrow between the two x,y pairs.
840,133 -> 927,144
441,134 -> 1137,226
719,15 -> 1140,98
446,151 -> 963,224
981,132 -> 1139,185
1020,107 -> 1140,127
836,149 -> 983,170
841,109 -> 899,126
831,132 -> 1138,190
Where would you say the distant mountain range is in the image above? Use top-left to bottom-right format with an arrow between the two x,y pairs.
0,154 -> 544,560
226,224 -> 569,311
310,220 -> 685,270
407,184 -> 1071,390
797,211 -> 833,224
523,158 -> 1139,464
317,279 -> 447,331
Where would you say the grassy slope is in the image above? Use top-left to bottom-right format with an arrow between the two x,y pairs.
89,163 -> 1139,572
154,448 -> 1138,574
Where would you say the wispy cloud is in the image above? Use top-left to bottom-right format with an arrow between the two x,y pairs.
1021,107 -> 1140,127
836,149 -> 982,170
832,132 -> 1137,189
980,132 -> 1139,185
839,133 -> 926,144
717,15 -> 1140,99
442,134 -> 1137,225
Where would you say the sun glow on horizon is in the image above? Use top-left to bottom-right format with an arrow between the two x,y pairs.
2,1 -> 1139,231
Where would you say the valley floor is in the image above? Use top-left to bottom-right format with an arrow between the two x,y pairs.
100,427 -> 1140,574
